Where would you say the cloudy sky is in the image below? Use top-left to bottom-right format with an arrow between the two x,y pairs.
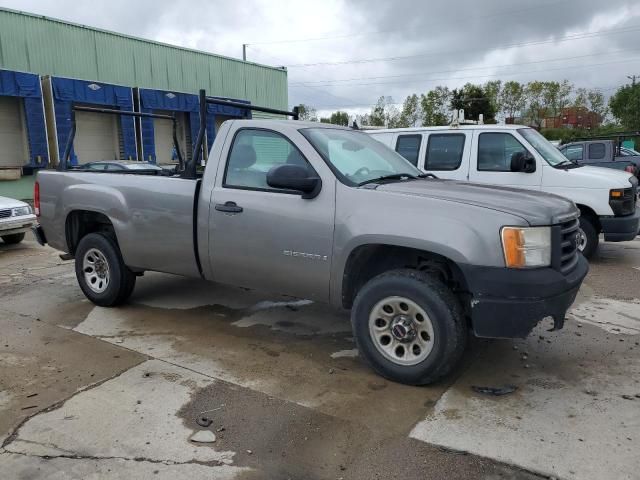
1,0 -> 639,116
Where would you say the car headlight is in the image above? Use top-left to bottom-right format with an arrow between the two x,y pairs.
501,226 -> 551,268
12,205 -> 32,217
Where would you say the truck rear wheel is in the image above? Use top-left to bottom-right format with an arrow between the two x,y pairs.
74,233 -> 136,307
2,233 -> 25,244
351,269 -> 467,385
578,216 -> 599,259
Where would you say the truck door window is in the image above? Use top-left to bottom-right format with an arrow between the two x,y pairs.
395,135 -> 421,166
224,129 -> 314,192
563,145 -> 583,162
425,134 -> 465,170
588,143 -> 605,160
477,133 -> 527,172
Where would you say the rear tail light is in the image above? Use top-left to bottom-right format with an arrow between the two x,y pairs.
625,165 -> 635,174
34,181 -> 40,217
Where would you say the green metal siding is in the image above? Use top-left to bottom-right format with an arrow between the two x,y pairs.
0,8 -> 288,110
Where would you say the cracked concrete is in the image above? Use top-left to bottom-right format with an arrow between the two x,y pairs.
2,236 -> 640,479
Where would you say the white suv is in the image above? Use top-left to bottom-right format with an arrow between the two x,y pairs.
368,125 -> 639,258
0,196 -> 36,244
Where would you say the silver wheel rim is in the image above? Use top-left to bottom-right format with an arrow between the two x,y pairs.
368,296 -> 435,366
82,248 -> 110,294
577,228 -> 587,252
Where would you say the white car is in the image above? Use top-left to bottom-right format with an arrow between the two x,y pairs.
0,196 -> 36,244
368,124 -> 639,258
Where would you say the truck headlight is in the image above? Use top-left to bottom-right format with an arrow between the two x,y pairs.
12,206 -> 32,217
501,226 -> 551,268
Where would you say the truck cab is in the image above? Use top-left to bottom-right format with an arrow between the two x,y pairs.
368,125 -> 640,257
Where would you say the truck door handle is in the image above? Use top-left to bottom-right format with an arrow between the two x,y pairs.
215,201 -> 243,213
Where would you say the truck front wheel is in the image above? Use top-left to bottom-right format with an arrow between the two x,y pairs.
74,233 -> 136,307
351,269 -> 467,385
578,216 -> 599,259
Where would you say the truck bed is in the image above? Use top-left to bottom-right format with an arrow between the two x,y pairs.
37,170 -> 201,277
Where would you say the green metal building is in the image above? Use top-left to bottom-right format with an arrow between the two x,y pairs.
0,7 -> 288,181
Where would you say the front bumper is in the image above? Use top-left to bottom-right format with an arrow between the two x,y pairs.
459,255 -> 589,339
0,215 -> 37,237
599,209 -> 640,242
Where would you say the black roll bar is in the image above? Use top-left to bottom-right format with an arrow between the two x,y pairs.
185,89 -> 300,179
59,106 -> 185,171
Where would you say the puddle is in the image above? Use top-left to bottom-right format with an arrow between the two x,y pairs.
569,297 -> 640,335
330,349 -> 359,359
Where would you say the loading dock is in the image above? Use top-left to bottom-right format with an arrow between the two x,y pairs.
0,70 -> 48,179
137,88 -> 250,164
42,76 -> 137,166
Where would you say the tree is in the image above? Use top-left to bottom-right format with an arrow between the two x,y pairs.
450,83 -> 496,122
421,86 -> 451,126
329,111 -> 349,126
483,80 -> 502,116
573,88 -> 589,110
297,104 -> 317,122
524,81 -> 546,128
500,81 -> 526,120
397,94 -> 421,127
609,83 -> 640,129
587,89 -> 608,122
542,80 -> 572,118
369,96 -> 400,127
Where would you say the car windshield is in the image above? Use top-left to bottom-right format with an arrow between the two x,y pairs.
300,128 -> 421,186
621,147 -> 640,156
518,128 -> 575,167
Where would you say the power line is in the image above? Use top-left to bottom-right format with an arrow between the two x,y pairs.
284,24 -> 640,68
291,49 -> 638,87
288,57 -> 640,89
246,0 -> 572,46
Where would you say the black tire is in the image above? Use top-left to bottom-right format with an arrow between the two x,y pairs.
2,233 -> 25,244
578,216 -> 599,259
74,233 -> 136,307
351,269 -> 467,385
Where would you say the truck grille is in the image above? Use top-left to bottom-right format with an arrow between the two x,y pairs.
555,217 -> 580,274
0,209 -> 12,219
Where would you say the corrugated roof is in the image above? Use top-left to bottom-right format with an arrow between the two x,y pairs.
0,7 -> 288,109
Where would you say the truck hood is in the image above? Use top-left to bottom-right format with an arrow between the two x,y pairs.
375,179 -> 577,226
542,165 -> 634,189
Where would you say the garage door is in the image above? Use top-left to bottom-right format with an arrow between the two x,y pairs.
74,110 -> 119,162
0,96 -> 28,168
153,111 -> 188,165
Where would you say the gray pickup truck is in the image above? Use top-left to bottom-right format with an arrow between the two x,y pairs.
559,139 -> 640,178
33,92 -> 588,385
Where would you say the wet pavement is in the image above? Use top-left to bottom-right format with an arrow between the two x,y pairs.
1,236 -> 639,479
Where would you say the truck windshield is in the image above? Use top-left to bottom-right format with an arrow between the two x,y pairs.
300,128 -> 421,186
518,128 -> 577,168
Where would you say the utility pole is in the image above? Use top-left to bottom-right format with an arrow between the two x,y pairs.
627,75 -> 638,86
242,44 -> 247,61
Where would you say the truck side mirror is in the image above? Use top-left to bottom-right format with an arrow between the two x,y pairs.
267,164 -> 322,199
510,151 -> 536,173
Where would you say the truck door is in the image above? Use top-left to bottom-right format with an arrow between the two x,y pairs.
208,127 -> 334,301
421,132 -> 470,181
468,130 -> 542,189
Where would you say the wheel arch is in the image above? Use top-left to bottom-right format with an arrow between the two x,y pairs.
65,210 -> 119,255
339,243 -> 469,309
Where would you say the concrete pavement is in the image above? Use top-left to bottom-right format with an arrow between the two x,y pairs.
1,236 -> 639,479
